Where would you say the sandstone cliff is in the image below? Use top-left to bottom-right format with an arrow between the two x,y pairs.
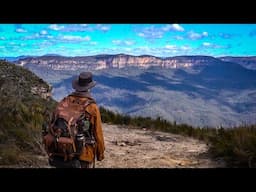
15,54 -> 219,70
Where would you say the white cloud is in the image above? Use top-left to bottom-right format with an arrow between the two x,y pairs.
61,24 -> 93,32
138,33 -> 145,37
201,42 -> 230,49
23,32 -> 53,40
112,39 -> 135,46
84,36 -> 91,41
162,25 -> 172,31
90,41 -> 98,45
0,37 -> 5,40
181,45 -> 192,50
52,24 -> 110,32
112,40 -> 121,45
175,36 -> 184,40
61,35 -> 91,41
165,45 -> 177,50
203,42 -> 211,47
163,24 -> 184,32
36,41 -> 54,48
137,24 -> 185,42
96,24 -> 110,32
172,24 -> 185,32
130,45 -> 194,57
219,33 -> 236,39
49,24 -> 112,33
136,26 -> 163,40
202,32 -> 208,36
124,40 -> 135,46
33,33 -> 42,38
100,26 -> 110,31
164,44 -> 192,52
49,24 -> 65,31
187,31 -> 208,40
40,30 -> 48,35
16,28 -> 27,33
188,31 -> 201,40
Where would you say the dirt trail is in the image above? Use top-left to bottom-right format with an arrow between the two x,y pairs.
0,123 -> 224,168
95,124 -> 224,168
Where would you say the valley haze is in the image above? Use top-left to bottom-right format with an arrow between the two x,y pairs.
5,54 -> 256,128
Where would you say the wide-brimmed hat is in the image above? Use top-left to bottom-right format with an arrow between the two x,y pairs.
72,72 -> 96,91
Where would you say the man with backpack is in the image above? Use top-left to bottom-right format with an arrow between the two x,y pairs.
43,72 -> 105,168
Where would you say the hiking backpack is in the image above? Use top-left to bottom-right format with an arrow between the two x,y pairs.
42,96 -> 95,162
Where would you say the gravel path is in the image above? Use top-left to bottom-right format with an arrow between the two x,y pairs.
95,124 -> 224,168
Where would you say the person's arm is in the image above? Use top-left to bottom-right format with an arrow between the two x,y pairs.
93,104 -> 105,161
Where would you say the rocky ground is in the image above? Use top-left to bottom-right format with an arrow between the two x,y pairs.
96,124 -> 224,168
0,123 -> 225,168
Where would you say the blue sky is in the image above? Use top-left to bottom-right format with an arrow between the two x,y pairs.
0,24 -> 255,57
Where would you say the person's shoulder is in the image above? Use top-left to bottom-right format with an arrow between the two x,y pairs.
89,98 -> 97,104
88,101 -> 98,109
86,101 -> 100,115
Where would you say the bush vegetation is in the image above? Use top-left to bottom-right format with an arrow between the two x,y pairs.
0,60 -> 56,165
100,107 -> 256,167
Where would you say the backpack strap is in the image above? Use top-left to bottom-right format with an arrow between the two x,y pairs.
82,99 -> 96,118
83,99 -> 95,109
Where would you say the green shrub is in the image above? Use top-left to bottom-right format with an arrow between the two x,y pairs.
100,106 -> 256,167
209,125 -> 256,167
0,60 -> 57,166
0,145 -> 22,165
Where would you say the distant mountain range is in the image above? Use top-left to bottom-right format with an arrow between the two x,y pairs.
0,54 -> 63,62
12,54 -> 256,70
219,56 -> 256,70
0,56 -> 31,62
6,54 -> 256,127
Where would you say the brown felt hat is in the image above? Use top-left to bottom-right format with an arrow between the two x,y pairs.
72,72 -> 96,91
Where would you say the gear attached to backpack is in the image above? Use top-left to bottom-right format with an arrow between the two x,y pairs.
42,96 -> 95,162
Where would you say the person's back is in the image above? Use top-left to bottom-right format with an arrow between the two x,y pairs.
44,72 -> 105,168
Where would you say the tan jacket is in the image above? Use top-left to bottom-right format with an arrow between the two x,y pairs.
68,94 -> 105,162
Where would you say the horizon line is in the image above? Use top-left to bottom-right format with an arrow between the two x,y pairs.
1,53 -> 256,58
